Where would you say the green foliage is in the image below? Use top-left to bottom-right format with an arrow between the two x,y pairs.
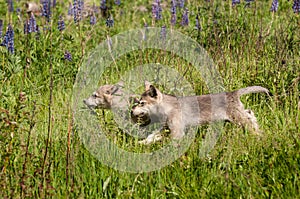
0,0 -> 299,198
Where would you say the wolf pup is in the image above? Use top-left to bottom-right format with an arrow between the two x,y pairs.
131,81 -> 269,144
83,82 -> 150,122
83,83 -> 122,110
83,82 -> 130,109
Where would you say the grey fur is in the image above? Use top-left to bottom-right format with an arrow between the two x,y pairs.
131,81 -> 269,144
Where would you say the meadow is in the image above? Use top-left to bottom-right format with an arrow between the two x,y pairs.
0,0 -> 299,198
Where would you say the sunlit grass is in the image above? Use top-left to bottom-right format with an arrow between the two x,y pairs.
0,0 -> 299,198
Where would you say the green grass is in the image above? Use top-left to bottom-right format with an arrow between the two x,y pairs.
0,0 -> 299,198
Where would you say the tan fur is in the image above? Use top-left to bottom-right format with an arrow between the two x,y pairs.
131,81 -> 269,144
83,82 -> 128,109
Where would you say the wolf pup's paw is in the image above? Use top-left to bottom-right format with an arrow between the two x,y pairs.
138,131 -> 163,145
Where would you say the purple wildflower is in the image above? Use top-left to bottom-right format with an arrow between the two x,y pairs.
1,24 -> 14,54
64,51 -> 72,61
41,0 -> 51,21
232,0 -> 240,6
177,0 -> 184,8
77,0 -> 84,21
160,25 -> 166,40
90,15 -> 96,25
106,16 -> 114,28
181,8 -> 189,26
152,0 -> 162,20
170,0 -> 177,26
293,0 -> 300,13
58,16 -> 65,31
24,14 -> 38,34
100,0 -> 107,11
68,3 -> 74,16
73,0 -> 79,23
115,0 -> 121,6
8,0 -> 14,12
29,13 -> 38,33
0,20 -> 3,38
270,0 -> 279,12
171,0 -> 176,14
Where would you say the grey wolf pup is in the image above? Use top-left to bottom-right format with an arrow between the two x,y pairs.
131,81 -> 269,144
83,82 -> 128,110
83,82 -> 148,122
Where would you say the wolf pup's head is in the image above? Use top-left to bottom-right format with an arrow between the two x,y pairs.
131,81 -> 162,125
83,83 -> 122,109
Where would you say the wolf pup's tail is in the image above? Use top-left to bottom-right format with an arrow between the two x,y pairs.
236,86 -> 269,97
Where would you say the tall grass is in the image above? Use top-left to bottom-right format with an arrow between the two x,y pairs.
0,0 -> 299,198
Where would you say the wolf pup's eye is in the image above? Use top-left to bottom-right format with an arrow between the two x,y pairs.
140,101 -> 145,106
105,90 -> 110,94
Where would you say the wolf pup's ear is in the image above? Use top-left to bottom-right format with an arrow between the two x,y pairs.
149,85 -> 157,98
144,80 -> 152,91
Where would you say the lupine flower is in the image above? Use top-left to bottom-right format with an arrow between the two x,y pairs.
64,51 -> 72,61
115,0 -> 121,5
181,8 -> 189,26
293,0 -> 300,13
106,16 -> 114,27
232,0 -> 240,6
41,0 -> 51,21
77,0 -> 84,21
73,0 -> 79,23
170,0 -> 177,26
58,16 -> 65,31
68,3 -> 74,16
0,20 -> 3,38
7,25 -> 14,54
160,25 -> 166,40
100,0 -> 107,11
1,24 -> 14,54
8,0 -> 14,12
24,14 -> 38,34
195,15 -> 201,31
270,0 -> 278,12
90,15 -> 96,25
152,0 -> 162,20
171,0 -> 176,14
29,13 -> 38,33
177,0 -> 185,8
